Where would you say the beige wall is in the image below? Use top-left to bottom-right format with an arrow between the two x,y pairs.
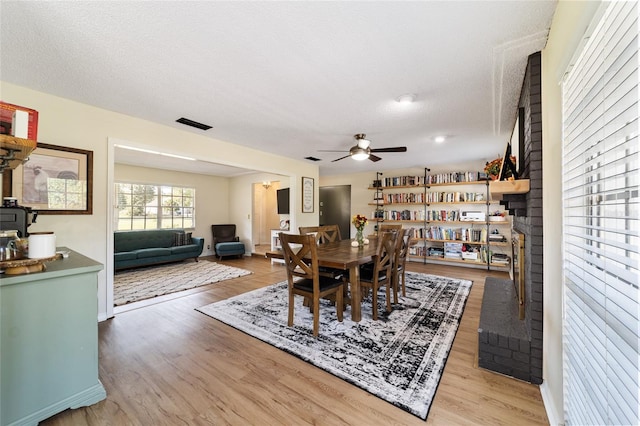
541,1 -> 601,424
114,164 -> 231,256
0,82 -> 318,320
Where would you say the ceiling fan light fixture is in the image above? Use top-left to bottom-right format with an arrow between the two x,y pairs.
396,93 -> 416,104
350,146 -> 370,161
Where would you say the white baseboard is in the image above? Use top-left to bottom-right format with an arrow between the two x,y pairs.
540,382 -> 564,426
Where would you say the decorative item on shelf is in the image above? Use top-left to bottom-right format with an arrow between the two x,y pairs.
485,155 -> 516,180
352,214 -> 368,247
489,211 -> 507,222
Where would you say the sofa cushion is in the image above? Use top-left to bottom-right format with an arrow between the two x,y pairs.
215,241 -> 245,255
115,229 -> 181,252
114,251 -> 138,261
170,244 -> 198,255
136,247 -> 172,259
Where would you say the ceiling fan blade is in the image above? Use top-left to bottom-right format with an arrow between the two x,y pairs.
331,154 -> 351,162
368,154 -> 382,162
370,147 -> 407,153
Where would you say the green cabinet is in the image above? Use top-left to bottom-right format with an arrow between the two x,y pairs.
0,248 -> 105,426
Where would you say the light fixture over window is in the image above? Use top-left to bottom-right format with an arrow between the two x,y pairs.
262,181 -> 271,189
434,136 -> 446,143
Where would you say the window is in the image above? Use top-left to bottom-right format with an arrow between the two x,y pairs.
115,183 -> 195,230
562,2 -> 639,424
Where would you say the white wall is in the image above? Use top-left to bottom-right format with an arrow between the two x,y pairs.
541,2 -> 601,424
0,81 -> 318,321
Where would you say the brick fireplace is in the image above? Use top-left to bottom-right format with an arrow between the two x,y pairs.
478,52 -> 543,384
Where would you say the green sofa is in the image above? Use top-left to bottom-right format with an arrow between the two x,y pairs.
114,229 -> 204,270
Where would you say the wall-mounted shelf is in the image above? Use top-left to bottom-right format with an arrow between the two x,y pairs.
0,134 -> 37,171
489,179 -> 530,199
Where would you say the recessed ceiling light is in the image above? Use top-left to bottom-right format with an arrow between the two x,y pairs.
396,93 -> 416,103
434,136 -> 446,143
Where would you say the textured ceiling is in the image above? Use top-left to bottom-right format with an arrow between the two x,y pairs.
0,1 -> 557,176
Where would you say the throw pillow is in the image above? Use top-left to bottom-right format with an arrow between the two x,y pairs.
173,232 -> 185,247
182,232 -> 193,246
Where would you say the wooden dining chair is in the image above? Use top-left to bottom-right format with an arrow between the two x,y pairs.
279,233 -> 344,336
378,223 -> 402,234
359,231 -> 397,320
299,225 -> 342,244
299,225 -> 345,280
393,227 -> 413,297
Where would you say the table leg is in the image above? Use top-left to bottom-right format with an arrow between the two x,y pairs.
349,264 -> 361,322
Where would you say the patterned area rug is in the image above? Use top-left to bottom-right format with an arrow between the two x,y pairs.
197,272 -> 472,419
114,261 -> 252,306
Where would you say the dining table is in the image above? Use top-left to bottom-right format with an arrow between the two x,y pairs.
266,237 -> 379,322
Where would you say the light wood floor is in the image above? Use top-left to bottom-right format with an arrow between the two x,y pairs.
43,256 -> 549,425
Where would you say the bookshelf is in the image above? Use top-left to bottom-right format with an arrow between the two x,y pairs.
369,169 -> 511,270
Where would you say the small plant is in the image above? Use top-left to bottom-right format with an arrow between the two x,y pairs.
484,155 -> 516,178
352,214 -> 368,230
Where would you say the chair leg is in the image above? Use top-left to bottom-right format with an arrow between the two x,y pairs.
385,282 -> 392,313
371,284 -> 378,320
313,295 -> 320,336
401,270 -> 406,297
335,288 -> 344,322
392,271 -> 399,304
288,289 -> 294,327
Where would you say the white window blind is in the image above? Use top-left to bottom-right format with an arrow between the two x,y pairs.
562,2 -> 639,425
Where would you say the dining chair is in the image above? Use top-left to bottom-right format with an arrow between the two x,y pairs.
299,225 -> 345,280
378,223 -> 402,234
299,225 -> 342,244
279,232 -> 344,336
393,227 -> 413,297
358,231 -> 397,320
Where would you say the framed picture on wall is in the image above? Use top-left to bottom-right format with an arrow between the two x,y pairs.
6,143 -> 93,214
302,176 -> 314,213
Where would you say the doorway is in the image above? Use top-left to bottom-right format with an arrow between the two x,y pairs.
319,185 -> 351,239
252,181 -> 280,255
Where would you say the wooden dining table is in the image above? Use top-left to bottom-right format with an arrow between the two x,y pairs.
266,238 -> 378,322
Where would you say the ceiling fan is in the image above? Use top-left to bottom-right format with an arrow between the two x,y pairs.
321,134 -> 407,162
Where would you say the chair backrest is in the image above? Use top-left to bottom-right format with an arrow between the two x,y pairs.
373,231 -> 397,279
280,233 -> 319,284
395,228 -> 412,269
379,223 -> 402,233
299,225 -> 342,244
401,227 -> 413,260
211,224 -> 237,243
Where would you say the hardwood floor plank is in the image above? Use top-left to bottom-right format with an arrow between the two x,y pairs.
41,256 -> 548,425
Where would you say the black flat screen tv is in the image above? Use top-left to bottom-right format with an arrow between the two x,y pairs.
276,188 -> 290,214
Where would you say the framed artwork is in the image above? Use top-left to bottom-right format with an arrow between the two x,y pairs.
5,143 -> 93,214
302,176 -> 314,213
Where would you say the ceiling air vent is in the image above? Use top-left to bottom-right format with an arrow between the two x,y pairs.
305,156 -> 321,161
176,117 -> 212,131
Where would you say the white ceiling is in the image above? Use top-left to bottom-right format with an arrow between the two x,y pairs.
0,1 -> 557,177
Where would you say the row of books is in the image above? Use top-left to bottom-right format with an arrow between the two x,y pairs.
424,226 -> 488,242
374,171 -> 485,187
372,209 -> 492,222
374,209 -> 426,221
410,244 -> 493,263
375,191 -> 486,204
425,171 -> 486,184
